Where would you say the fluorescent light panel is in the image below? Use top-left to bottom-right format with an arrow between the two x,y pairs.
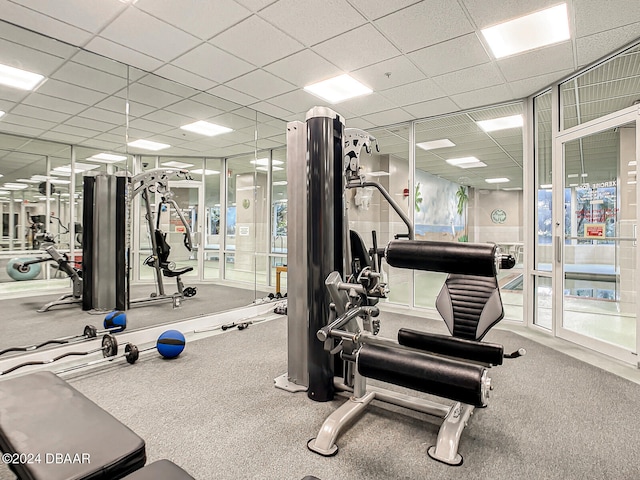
273,181 -> 288,186
88,153 -> 127,163
0,63 -> 46,90
304,74 -> 372,104
256,166 -> 283,172
3,183 -> 28,190
128,139 -> 171,151
446,157 -> 487,168
485,177 -> 510,184
416,139 -> 456,151
162,161 -> 194,169
16,179 -> 40,183
191,169 -> 220,175
540,184 -> 552,189
481,4 -> 570,59
250,158 -> 283,166
180,121 -> 233,137
0,190 -> 9,195
477,114 -> 523,132
49,179 -> 71,184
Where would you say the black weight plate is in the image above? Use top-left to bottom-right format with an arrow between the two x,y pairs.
125,343 -> 139,364
102,334 -> 118,357
83,325 -> 97,338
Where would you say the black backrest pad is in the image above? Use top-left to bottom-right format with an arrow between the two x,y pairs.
155,229 -> 171,264
436,274 -> 504,341
350,230 -> 372,273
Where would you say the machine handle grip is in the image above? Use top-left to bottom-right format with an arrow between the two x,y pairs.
504,348 -> 527,359
500,254 -> 516,270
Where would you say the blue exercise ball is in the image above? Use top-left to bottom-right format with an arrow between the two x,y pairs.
104,310 -> 127,333
156,330 -> 186,359
6,258 -> 42,281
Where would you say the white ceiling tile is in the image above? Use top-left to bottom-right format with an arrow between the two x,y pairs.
65,116 -> 118,133
461,0 -> 561,29
153,64 -> 219,92
451,84 -> 515,110
129,118 -> 172,134
142,109 -> 193,128
347,0 -> 422,20
2,113 -> 56,131
0,38 -> 68,76
127,83 -> 182,108
433,63 -> 505,95
379,79 -> 446,106
137,73 -> 198,98
135,0 -> 251,40
497,42 -> 574,82
338,93 -> 398,116
10,104 -> 71,124
312,24 -> 401,71
408,33 -> 490,77
263,90 -> 320,115
84,37 -> 164,72
226,70 -> 296,100
77,107 -> 124,126
576,23 -> 640,67
0,1 -> 93,45
126,100 -> 156,118
164,99 -> 224,121
343,117 -> 377,130
508,69 -> 574,98
212,15 -> 303,67
10,0 -> 127,33
374,1 -> 474,53
207,85 -> 259,106
69,50 -> 128,78
260,0 -> 366,46
52,62 -> 126,95
22,93 -> 88,115
575,0 -> 640,37
0,122 -> 45,137
99,8 -> 201,62
234,0 -> 277,12
191,92 -> 242,113
264,49 -> 342,88
208,112 -> 256,130
94,95 -> 127,114
351,56 -> 426,91
0,85 -> 31,103
173,43 -> 255,84
255,122 -> 285,138
0,18 -> 78,59
403,97 -> 460,119
249,101 -> 294,119
361,108 -> 415,126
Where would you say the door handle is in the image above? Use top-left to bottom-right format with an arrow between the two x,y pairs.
555,236 -> 562,264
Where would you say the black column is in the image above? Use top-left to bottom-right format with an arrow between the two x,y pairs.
306,112 -> 343,402
81,176 -> 95,311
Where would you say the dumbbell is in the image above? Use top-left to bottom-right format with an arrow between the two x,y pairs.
1,334 -> 119,376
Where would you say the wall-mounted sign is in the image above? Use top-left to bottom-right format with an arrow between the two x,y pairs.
585,223 -> 605,238
490,209 -> 507,224
174,226 -> 186,233
239,226 -> 250,236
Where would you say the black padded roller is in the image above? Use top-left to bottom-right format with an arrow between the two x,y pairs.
357,343 -> 487,407
385,240 -> 497,276
397,329 -> 504,366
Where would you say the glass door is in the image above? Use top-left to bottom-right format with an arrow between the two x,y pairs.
555,106 -> 639,364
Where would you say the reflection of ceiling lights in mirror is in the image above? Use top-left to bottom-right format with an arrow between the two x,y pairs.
446,157 -> 487,169
256,166 -> 283,171
629,161 -> 637,167
304,74 -> 372,104
3,183 -> 28,190
16,179 -> 39,183
485,177 -> 510,184
50,179 -> 71,184
88,153 -> 127,163
367,171 -> 390,177
416,139 -> 456,151
481,3 -> 570,59
191,169 -> 220,175
540,184 -> 552,189
250,158 -> 283,166
0,63 -> 46,90
162,161 -> 194,168
628,180 -> 637,185
180,121 -> 233,137
128,139 -> 171,151
567,173 -> 578,178
503,187 -> 523,191
0,190 -> 9,195
477,114 -> 523,132
273,181 -> 288,186
54,163 -> 100,174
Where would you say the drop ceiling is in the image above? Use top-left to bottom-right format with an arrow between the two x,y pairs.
0,0 -> 639,192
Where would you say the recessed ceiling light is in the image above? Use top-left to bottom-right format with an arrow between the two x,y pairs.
162,161 -> 194,169
481,3 -> 570,59
477,114 -> 523,132
568,183 -> 578,187
88,153 -> 128,163
445,157 -> 487,169
128,139 -> 171,151
0,190 -> 8,195
540,184 -> 552,189
0,63 -> 46,90
180,121 -> 233,137
16,178 -> 40,183
3,183 -> 29,190
250,158 -> 284,167
567,173 -> 578,178
304,74 -> 372,104
485,177 -> 510,184
503,187 -> 523,191
191,169 -> 220,175
256,166 -> 283,172
273,181 -> 288,186
53,163 -> 100,174
49,179 -> 71,185
416,139 -> 456,151
581,173 -> 588,177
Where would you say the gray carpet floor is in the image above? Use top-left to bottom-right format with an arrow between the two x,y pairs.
0,283 -> 267,354
2,312 -> 639,479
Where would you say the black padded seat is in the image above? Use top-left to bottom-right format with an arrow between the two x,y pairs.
121,460 -> 194,479
0,371 -> 146,480
162,267 -> 193,277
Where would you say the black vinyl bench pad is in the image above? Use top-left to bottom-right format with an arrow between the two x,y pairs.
0,371 -> 146,480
